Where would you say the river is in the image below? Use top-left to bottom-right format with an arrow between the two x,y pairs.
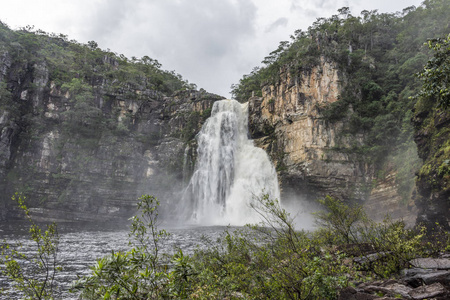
0,221 -> 231,299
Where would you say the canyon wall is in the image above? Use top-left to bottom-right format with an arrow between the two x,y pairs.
413,102 -> 450,229
248,57 -> 416,224
0,54 -> 222,222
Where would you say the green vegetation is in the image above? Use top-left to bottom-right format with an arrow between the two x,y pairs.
0,22 -> 194,97
415,34 -> 450,109
230,67 -> 264,102
72,195 -> 171,299
1,2 -> 449,297
313,196 -> 428,278
68,194 -> 446,299
412,33 -> 450,229
0,193 -> 61,299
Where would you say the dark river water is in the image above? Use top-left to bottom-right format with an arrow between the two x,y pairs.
0,221 -> 230,299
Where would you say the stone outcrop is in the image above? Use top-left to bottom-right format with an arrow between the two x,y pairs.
0,54 -> 223,222
340,282 -> 449,300
248,57 -> 416,222
338,255 -> 450,300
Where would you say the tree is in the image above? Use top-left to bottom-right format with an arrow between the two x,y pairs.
314,195 -> 367,244
413,33 -> 450,231
87,40 -> 98,50
417,33 -> 450,108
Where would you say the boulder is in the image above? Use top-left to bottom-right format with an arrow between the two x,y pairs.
410,258 -> 450,270
403,268 -> 450,287
408,282 -> 448,299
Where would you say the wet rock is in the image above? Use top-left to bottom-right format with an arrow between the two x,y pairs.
403,256 -> 450,290
354,252 -> 389,266
347,253 -> 450,299
403,268 -> 450,287
410,258 -> 450,270
408,282 -> 448,299
338,287 -> 378,300
358,282 -> 412,299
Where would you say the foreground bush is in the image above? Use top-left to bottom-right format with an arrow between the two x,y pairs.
313,196 -> 427,278
73,193 -> 438,299
72,195 -> 172,299
70,194 -> 352,299
0,193 -> 61,299
189,195 -> 351,299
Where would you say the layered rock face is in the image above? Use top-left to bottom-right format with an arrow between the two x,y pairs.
413,106 -> 450,229
248,57 -> 416,223
0,56 -> 222,222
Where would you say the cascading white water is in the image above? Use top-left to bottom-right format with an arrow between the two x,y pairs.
183,99 -> 280,225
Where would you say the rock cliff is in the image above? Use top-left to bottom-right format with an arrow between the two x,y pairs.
0,49 -> 222,222
412,104 -> 450,230
248,57 -> 416,223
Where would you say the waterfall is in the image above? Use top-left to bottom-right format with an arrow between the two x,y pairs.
183,99 -> 280,225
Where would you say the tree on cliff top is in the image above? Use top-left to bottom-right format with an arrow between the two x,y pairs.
416,34 -> 450,109
0,21 -> 196,96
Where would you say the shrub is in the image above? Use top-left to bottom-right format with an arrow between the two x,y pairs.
66,193 -> 442,298
0,193 -> 61,299
314,195 -> 367,244
357,218 -> 425,277
189,194 -> 351,299
313,195 -> 428,278
72,195 -> 172,299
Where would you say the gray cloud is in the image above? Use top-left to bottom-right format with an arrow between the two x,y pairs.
86,0 -> 132,43
96,0 -> 258,95
265,17 -> 288,33
146,0 -> 256,58
290,0 -> 351,16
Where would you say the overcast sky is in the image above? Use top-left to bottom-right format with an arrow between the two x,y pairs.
0,0 -> 423,98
